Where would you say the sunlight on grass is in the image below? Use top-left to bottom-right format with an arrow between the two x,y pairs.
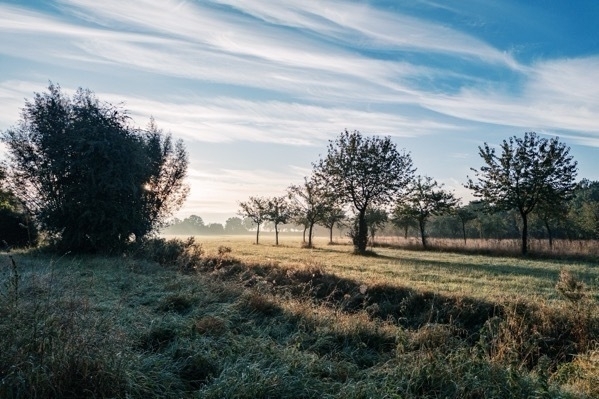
190,235 -> 599,304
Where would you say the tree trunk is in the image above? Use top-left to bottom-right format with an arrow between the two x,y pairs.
355,209 -> 368,254
544,218 -> 553,249
275,223 -> 279,246
302,227 -> 307,243
329,226 -> 333,244
461,221 -> 467,245
520,211 -> 528,255
255,223 -> 260,245
419,218 -> 427,248
404,226 -> 408,239
308,223 -> 314,248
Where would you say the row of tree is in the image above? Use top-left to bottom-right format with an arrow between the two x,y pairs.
239,130 -> 578,255
165,175 -> 599,250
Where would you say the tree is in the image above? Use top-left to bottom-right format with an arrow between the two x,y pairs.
321,206 -> 345,244
391,203 -> 418,239
398,176 -> 458,248
1,83 -> 188,252
288,176 -> 330,248
238,196 -> 268,244
315,130 -> 414,254
455,205 -> 477,244
225,217 -> 247,234
264,196 -> 291,245
365,207 -> 388,245
205,223 -> 225,235
534,190 -> 569,248
467,132 -> 577,255
187,215 -> 206,230
567,179 -> 599,239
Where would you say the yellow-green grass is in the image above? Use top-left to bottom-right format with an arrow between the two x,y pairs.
173,234 -> 599,305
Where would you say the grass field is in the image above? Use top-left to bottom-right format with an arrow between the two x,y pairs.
1,235 -> 598,398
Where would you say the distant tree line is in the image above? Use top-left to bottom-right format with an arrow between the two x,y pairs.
239,130 -> 579,255
395,179 -> 599,244
162,214 -> 345,239
162,215 -> 249,236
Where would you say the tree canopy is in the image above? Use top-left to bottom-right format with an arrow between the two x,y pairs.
467,132 -> 577,254
1,83 -> 188,252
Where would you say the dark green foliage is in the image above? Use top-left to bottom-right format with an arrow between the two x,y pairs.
1,83 -> 188,253
0,167 -> 37,248
315,130 -> 415,254
567,179 -> 599,239
467,132 -> 577,254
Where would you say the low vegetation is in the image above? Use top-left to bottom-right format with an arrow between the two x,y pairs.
1,236 -> 598,398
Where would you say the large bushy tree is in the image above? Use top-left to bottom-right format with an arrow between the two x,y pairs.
1,84 -> 188,252
467,132 -> 577,255
315,130 -> 414,254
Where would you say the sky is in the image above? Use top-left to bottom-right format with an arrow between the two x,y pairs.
1,0 -> 599,224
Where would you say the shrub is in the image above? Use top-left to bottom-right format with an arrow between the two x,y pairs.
0,207 -> 37,249
134,237 -> 204,272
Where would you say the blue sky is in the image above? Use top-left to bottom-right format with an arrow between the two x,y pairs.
1,0 -> 598,223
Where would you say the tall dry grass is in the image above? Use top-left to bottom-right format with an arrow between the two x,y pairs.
376,236 -> 599,258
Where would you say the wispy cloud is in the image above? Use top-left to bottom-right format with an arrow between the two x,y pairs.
209,0 -> 520,68
83,89 -> 459,144
419,56 -> 599,135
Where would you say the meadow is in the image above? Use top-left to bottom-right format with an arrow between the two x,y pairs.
1,235 -> 598,398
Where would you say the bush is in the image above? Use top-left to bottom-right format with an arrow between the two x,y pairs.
0,207 -> 37,249
134,237 -> 204,272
